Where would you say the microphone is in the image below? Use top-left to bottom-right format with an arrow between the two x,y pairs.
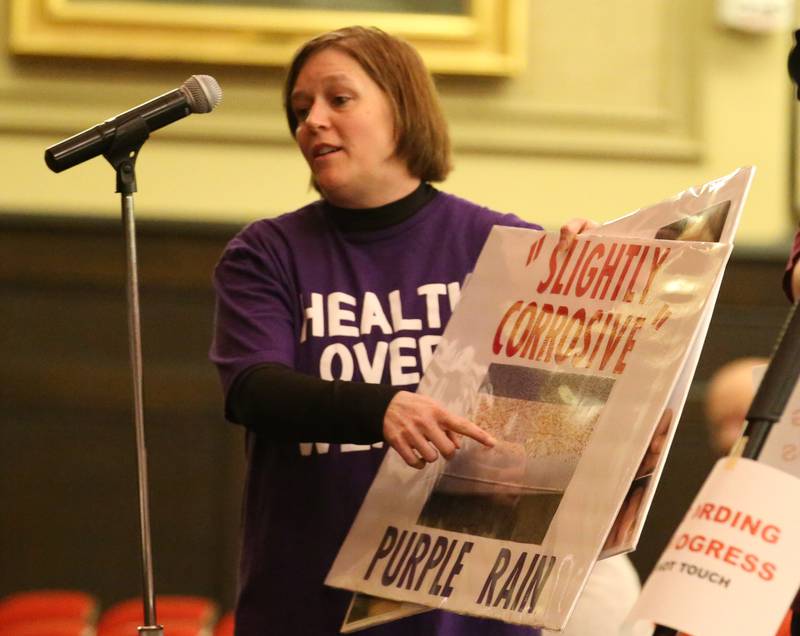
45,74 -> 222,173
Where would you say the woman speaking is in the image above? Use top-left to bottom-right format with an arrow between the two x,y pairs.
210,26 -> 589,636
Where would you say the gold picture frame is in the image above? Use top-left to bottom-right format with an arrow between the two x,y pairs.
9,0 -> 526,76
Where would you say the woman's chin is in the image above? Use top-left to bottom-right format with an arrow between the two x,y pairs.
318,183 -> 367,208
315,178 -> 347,200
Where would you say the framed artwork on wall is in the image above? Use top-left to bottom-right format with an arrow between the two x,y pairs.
9,0 -> 526,75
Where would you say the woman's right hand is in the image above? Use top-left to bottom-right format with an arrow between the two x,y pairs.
383,391 -> 496,469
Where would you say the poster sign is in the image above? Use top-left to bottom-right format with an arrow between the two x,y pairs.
328,168 -> 754,631
628,458 -> 800,636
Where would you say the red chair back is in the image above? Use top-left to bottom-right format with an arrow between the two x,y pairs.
98,595 -> 217,635
0,591 -> 97,625
98,620 -> 205,636
214,611 -> 234,636
0,619 -> 91,636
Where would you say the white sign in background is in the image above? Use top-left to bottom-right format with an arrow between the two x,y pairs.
628,458 -> 800,636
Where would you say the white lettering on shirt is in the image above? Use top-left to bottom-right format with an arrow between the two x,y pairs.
319,343 -> 354,381
417,283 -> 447,329
418,334 -> 442,373
300,292 -> 324,342
328,292 -> 359,337
388,290 -> 422,332
301,441 -> 384,456
353,342 -> 388,384
360,292 -> 393,335
447,281 -> 462,311
298,442 -> 331,456
389,337 -> 421,386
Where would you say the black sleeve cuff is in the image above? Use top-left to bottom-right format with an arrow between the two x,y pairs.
226,363 -> 403,444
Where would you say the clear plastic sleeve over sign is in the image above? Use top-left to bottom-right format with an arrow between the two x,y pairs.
328,167 -> 753,632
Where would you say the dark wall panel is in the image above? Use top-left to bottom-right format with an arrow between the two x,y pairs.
0,215 -> 245,611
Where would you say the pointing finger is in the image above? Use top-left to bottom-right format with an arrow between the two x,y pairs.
442,414 -> 496,448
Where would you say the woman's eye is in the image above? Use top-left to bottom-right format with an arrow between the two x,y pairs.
332,95 -> 351,107
294,107 -> 310,121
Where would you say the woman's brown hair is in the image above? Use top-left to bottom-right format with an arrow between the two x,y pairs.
283,26 -> 452,182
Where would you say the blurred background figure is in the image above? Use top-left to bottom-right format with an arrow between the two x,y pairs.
704,356 -> 768,457
542,554 -> 648,636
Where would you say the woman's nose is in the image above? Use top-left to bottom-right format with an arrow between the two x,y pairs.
305,102 -> 330,130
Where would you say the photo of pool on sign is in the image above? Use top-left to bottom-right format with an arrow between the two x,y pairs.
418,364 -> 614,544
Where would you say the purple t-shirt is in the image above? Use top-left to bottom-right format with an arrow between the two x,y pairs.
210,191 -> 542,635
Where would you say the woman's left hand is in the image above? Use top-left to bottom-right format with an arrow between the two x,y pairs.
383,391 -> 496,469
557,218 -> 599,251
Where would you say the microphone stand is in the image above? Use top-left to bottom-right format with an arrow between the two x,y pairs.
103,117 -> 164,636
651,301 -> 800,635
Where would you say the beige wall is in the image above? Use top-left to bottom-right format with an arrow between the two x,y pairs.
0,1 -> 796,247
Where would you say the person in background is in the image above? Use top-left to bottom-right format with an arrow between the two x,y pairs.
704,356 -> 767,457
210,25 -> 594,635
543,555 -> 648,636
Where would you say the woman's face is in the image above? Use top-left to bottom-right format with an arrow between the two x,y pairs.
290,48 -> 418,208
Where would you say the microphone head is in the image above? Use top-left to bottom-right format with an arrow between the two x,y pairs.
182,75 -> 222,113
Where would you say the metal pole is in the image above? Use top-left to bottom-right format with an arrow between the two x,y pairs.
122,193 -> 163,636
